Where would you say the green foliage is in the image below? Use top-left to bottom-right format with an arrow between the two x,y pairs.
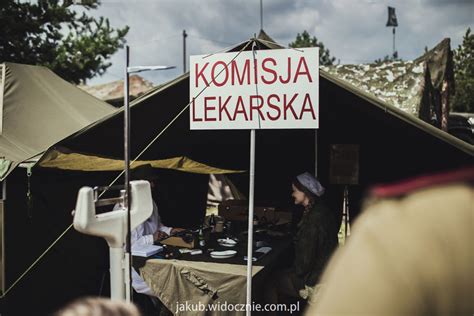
289,30 -> 336,66
0,0 -> 129,84
452,28 -> 474,113
374,51 -> 401,64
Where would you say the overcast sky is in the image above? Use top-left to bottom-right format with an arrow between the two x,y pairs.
85,0 -> 473,86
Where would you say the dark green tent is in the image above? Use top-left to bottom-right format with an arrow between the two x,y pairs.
0,62 -> 116,314
0,62 -> 117,180
39,33 -> 472,218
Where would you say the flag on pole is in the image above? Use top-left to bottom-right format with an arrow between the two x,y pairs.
386,6 -> 398,27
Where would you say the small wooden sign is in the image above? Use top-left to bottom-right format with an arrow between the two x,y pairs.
330,144 -> 359,185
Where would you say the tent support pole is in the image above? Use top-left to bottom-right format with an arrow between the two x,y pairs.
343,185 -> 351,239
314,130 -> 318,177
246,129 -> 256,315
183,30 -> 187,73
124,45 -> 132,303
393,27 -> 396,57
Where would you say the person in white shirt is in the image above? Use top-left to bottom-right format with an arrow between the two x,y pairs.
131,199 -> 173,295
121,164 -> 183,296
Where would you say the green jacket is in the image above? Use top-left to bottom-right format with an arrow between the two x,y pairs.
293,200 -> 338,286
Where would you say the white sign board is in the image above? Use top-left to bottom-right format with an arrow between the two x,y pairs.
190,47 -> 319,130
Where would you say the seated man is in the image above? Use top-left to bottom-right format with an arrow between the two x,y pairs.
118,164 -> 183,308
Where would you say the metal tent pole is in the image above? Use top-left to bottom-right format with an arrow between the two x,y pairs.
246,129 -> 256,315
183,30 -> 187,73
124,45 -> 133,303
314,130 -> 318,177
393,27 -> 396,57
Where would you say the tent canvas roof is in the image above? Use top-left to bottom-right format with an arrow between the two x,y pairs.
0,62 -> 117,180
35,32 -> 473,218
40,35 -> 472,172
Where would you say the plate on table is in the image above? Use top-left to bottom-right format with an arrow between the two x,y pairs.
217,238 -> 237,247
210,250 -> 237,259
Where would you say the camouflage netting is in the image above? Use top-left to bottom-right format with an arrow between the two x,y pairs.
322,60 -> 425,116
322,39 -> 454,127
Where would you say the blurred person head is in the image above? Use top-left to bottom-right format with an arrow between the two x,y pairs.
307,166 -> 474,315
55,297 -> 140,316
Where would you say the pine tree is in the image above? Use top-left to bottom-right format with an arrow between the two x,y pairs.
452,28 -> 474,113
289,30 -> 336,66
0,0 -> 129,84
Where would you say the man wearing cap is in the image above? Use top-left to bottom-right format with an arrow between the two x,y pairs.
265,172 -> 338,308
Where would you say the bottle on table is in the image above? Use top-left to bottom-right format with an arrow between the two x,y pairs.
253,215 -> 259,226
225,221 -> 232,236
198,226 -> 206,249
209,214 -> 216,232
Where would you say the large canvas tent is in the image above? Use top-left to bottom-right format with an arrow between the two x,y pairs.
38,33 -> 472,216
0,62 -> 117,179
0,62 -> 117,314
0,64 -> 236,315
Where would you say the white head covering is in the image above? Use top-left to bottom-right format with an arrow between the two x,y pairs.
296,172 -> 325,197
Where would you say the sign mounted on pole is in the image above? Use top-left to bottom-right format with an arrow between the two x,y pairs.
190,47 -> 319,130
